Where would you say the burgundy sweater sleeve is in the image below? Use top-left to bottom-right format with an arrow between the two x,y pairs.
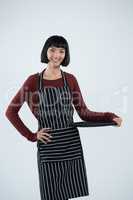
5,75 -> 37,142
71,74 -> 120,122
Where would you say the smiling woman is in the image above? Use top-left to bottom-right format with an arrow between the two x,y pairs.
5,35 -> 122,200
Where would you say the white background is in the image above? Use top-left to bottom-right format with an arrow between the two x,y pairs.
0,0 -> 131,200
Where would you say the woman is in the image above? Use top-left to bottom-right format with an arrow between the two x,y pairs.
5,35 -> 122,200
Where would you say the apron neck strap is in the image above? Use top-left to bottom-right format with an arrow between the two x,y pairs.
38,72 -> 43,90
61,69 -> 67,87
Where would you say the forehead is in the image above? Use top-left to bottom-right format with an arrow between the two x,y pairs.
49,46 -> 65,50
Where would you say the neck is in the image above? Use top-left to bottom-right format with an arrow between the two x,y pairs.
44,63 -> 61,76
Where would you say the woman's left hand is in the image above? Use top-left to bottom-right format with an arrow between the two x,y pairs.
112,117 -> 123,127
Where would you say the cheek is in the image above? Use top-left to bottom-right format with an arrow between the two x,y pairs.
47,52 -> 53,59
62,54 -> 65,59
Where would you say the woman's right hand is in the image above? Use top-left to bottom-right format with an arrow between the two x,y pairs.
37,128 -> 53,144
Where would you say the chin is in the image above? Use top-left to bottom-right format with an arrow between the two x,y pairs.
52,62 -> 62,67
48,60 -> 62,68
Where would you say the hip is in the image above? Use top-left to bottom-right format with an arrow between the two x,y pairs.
37,126 -> 84,162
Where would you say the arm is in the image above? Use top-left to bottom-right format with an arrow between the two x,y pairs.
72,75 -> 120,122
5,75 -> 37,142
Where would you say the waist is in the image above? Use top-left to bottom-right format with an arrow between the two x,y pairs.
37,125 -> 83,162
37,125 -> 79,145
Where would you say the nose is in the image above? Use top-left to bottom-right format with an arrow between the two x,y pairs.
53,53 -> 60,59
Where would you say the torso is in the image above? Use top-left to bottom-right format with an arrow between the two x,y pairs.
24,69 -> 78,119
37,69 -> 74,130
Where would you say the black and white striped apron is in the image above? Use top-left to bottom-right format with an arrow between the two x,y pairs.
36,69 -> 89,200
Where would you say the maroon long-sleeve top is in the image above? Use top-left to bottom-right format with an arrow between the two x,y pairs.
5,68 -> 119,142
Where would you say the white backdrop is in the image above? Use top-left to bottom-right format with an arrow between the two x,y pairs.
0,0 -> 131,200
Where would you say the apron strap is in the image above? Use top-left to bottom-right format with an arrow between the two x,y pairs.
38,72 -> 43,90
61,69 -> 67,87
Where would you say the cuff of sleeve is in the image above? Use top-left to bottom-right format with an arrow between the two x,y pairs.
105,112 -> 120,122
27,132 -> 37,142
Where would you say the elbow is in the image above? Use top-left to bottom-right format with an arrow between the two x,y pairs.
5,107 -> 9,118
5,107 -> 16,121
5,108 -> 11,120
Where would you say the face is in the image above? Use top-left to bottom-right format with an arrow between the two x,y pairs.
47,46 -> 65,66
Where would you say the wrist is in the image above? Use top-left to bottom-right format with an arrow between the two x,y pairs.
27,132 -> 37,142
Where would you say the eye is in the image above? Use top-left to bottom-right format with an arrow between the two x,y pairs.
50,48 -> 55,52
60,50 -> 65,53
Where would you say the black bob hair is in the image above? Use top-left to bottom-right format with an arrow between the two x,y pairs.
41,35 -> 70,66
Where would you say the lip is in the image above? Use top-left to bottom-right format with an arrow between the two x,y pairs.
52,59 -> 60,63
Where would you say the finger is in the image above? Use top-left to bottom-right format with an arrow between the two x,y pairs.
119,121 -> 122,126
41,135 -> 52,142
39,138 -> 47,144
41,135 -> 51,139
39,128 -> 51,133
118,122 -> 121,126
42,132 -> 53,137
42,129 -> 52,134
113,118 -> 117,122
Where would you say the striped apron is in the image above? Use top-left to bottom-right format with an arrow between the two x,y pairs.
36,69 -> 89,200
